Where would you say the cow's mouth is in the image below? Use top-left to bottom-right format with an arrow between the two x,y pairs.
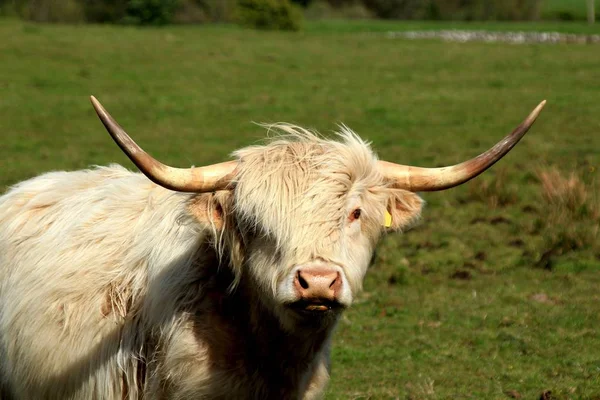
286,299 -> 343,315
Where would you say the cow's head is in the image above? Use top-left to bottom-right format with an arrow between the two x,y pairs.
90,97 -> 545,330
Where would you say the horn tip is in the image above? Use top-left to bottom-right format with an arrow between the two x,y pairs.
536,99 -> 547,111
89,96 -> 107,119
526,99 -> 547,124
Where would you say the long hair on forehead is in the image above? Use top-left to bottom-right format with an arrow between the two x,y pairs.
230,123 -> 387,258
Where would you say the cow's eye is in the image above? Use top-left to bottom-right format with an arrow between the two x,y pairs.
350,208 -> 361,221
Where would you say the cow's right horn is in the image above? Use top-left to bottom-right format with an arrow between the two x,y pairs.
90,96 -> 237,193
378,100 -> 546,192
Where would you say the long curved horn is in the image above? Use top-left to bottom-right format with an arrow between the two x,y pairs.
90,96 -> 237,193
378,100 -> 546,192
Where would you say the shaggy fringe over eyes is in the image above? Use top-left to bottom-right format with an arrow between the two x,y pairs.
230,123 -> 388,253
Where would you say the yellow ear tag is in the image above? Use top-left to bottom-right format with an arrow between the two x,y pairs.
384,210 -> 392,228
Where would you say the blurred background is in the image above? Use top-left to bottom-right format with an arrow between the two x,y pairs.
0,0 -> 599,399
0,0 -> 598,27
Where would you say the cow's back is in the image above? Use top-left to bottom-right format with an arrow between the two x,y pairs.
0,165 -> 196,399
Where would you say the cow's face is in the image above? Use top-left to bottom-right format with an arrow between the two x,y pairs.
216,128 -> 423,329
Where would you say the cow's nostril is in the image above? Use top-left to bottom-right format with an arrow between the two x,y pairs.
297,271 -> 309,289
329,275 -> 338,288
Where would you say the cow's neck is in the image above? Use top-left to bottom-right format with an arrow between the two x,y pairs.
244,280 -> 334,363
194,261 -> 336,395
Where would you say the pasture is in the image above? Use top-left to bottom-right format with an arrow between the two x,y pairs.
1,18 -> 599,398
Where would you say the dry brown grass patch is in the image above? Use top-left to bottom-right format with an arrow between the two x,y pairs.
538,168 -> 599,218
534,167 -> 599,268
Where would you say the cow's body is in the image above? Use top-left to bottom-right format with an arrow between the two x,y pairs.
0,128 -> 421,399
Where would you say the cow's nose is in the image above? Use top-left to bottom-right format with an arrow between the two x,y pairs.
294,267 -> 341,302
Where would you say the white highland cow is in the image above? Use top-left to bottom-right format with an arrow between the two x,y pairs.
0,97 -> 545,399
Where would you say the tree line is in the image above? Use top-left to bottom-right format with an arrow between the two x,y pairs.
0,0 -> 550,30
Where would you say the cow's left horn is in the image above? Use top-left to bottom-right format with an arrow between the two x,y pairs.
90,96 -> 237,192
378,100 -> 546,192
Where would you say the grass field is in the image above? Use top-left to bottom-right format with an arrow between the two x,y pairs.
1,18 -> 599,399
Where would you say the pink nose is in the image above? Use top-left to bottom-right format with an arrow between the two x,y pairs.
294,267 -> 342,302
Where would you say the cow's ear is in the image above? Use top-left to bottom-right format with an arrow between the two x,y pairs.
189,191 -> 232,231
386,189 -> 423,232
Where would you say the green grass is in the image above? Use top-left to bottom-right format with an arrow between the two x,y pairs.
1,18 -> 599,399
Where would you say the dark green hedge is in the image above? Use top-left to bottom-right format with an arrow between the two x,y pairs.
0,0 -> 302,28
236,0 -> 302,30
0,0 -> 547,25
315,0 -> 542,20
